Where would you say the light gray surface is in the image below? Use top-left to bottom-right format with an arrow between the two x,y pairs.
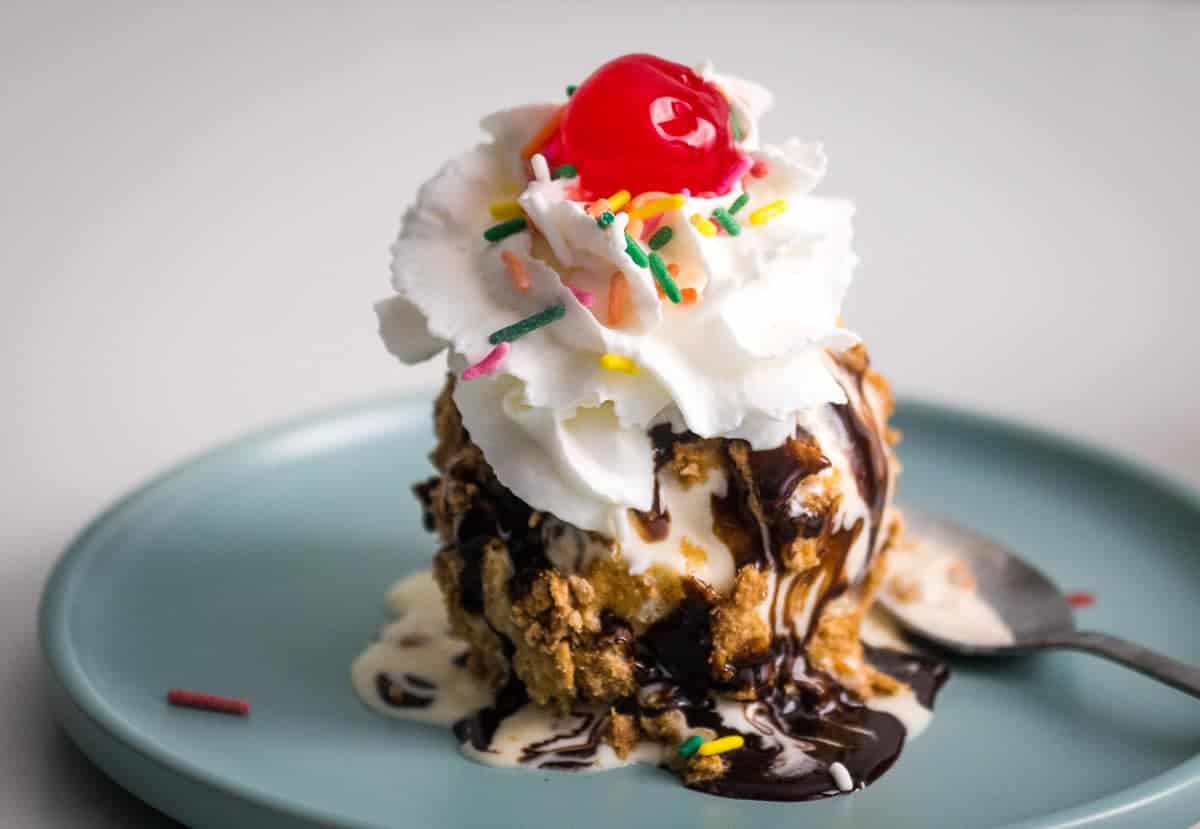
2,3 -> 1196,826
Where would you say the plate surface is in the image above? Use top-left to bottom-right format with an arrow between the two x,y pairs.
40,397 -> 1200,829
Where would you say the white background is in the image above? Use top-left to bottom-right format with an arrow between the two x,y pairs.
2,2 -> 1197,825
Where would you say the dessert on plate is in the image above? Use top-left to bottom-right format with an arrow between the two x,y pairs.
355,53 -> 948,801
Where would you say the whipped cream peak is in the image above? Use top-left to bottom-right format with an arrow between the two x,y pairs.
377,57 -> 861,534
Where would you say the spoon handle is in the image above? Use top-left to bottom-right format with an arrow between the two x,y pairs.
1041,630 -> 1200,699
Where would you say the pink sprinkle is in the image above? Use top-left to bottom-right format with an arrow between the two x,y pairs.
569,286 -> 594,307
714,155 -> 754,194
1067,591 -> 1096,609
641,214 -> 664,239
461,343 -> 510,381
749,159 -> 769,178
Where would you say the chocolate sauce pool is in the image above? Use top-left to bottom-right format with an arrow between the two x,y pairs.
687,648 -> 948,800
444,635 -> 947,801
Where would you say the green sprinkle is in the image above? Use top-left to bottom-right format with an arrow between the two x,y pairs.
711,207 -> 741,236
488,303 -> 566,345
648,225 -> 674,251
677,735 -> 704,759
624,233 -> 648,267
728,192 -> 750,215
729,110 -> 743,142
648,252 -> 681,304
596,210 -> 614,228
483,217 -> 528,243
566,84 -> 578,97
551,163 -> 577,180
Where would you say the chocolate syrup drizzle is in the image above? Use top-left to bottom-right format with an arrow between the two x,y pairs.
430,355 -> 949,801
375,672 -> 437,710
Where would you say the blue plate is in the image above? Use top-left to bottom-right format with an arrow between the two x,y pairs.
40,397 -> 1200,828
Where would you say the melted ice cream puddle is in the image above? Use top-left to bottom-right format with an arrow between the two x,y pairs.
883,537 -> 1015,648
351,570 -> 491,725
351,568 -> 939,785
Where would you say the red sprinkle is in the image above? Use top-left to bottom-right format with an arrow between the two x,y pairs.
749,159 -> 769,178
1066,592 -> 1096,609
167,689 -> 250,716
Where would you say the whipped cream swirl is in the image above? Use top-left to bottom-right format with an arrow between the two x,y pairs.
377,67 -> 860,535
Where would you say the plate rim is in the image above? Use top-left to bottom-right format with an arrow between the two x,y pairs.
38,393 -> 1200,829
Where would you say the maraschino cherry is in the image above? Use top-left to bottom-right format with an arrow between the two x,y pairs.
557,54 -> 747,197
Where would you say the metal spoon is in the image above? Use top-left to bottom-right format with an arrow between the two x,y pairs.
877,507 -> 1200,698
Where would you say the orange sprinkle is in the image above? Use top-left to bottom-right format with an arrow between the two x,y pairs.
663,265 -> 697,303
500,250 -> 530,293
586,198 -> 611,219
520,107 -> 564,162
607,272 -> 629,327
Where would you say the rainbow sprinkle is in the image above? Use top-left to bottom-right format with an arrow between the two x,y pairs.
729,110 -> 743,142
489,201 -> 523,221
677,736 -> 704,758
749,159 -> 769,178
607,272 -> 629,326
648,225 -> 673,250
649,252 -> 681,304
566,84 -> 578,97
569,286 -> 594,307
748,199 -> 787,225
552,163 -> 577,180
500,250 -> 530,293
484,217 -> 527,243
599,353 -> 638,374
624,233 -> 649,267
461,343 -> 510,381
689,214 -> 717,238
596,210 -> 615,228
728,192 -> 750,215
488,303 -> 565,345
697,735 -> 744,757
605,190 -> 631,212
711,207 -> 741,236
628,193 -> 686,220
520,107 -> 564,161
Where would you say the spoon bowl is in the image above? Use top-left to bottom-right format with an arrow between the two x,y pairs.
879,507 -> 1200,698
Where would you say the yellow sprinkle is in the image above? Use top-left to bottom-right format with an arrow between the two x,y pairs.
697,735 -> 745,757
605,190 -> 632,212
627,193 -> 686,220
489,201 -> 524,221
599,353 -> 639,374
748,199 -> 788,226
689,214 -> 717,237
